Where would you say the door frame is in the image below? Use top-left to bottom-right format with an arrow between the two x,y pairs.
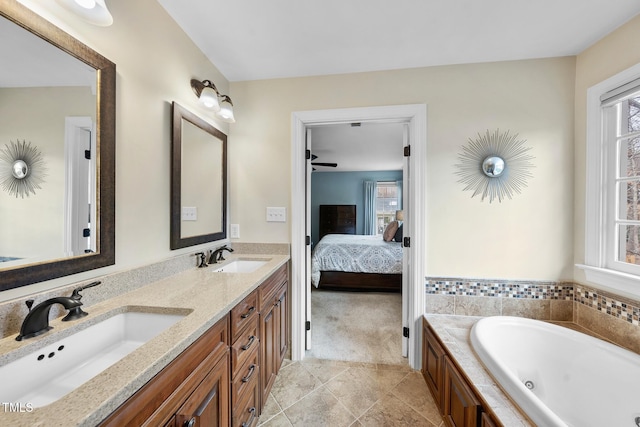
290,104 -> 427,369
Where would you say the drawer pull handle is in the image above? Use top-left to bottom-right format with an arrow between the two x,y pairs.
185,417 -> 196,427
240,306 -> 255,319
241,335 -> 256,351
241,406 -> 256,427
242,364 -> 257,383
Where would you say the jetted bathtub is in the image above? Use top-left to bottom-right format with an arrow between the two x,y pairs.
470,316 -> 640,427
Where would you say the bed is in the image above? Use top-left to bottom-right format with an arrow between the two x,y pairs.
311,234 -> 403,292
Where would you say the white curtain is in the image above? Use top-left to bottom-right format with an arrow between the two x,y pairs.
363,180 -> 377,235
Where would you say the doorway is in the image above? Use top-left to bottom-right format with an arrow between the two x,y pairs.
291,104 -> 427,370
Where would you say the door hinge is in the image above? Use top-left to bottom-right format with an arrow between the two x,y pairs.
403,327 -> 410,338
404,145 -> 410,157
403,237 -> 410,248
83,228 -> 91,237
84,150 -> 91,160
306,321 -> 311,331
305,149 -> 311,160
306,236 -> 311,246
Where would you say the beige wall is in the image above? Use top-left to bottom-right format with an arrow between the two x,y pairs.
230,57 -> 576,280
2,0 -> 230,301
573,15 -> 640,287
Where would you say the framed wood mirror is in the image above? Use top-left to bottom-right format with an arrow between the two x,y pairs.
0,1 -> 115,291
171,102 -> 227,249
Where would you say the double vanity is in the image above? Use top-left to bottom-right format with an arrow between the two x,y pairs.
0,254 -> 289,426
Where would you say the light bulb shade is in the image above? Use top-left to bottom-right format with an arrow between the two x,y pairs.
199,86 -> 220,111
218,96 -> 235,123
395,210 -> 404,221
56,0 -> 113,26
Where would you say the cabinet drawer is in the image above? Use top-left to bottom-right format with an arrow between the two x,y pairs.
258,264 -> 287,311
231,345 -> 259,410
231,289 -> 258,341
232,369 -> 259,427
231,318 -> 259,378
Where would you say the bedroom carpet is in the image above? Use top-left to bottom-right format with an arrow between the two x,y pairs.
305,289 -> 406,366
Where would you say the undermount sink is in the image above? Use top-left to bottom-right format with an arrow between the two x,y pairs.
0,309 -> 188,408
211,258 -> 269,273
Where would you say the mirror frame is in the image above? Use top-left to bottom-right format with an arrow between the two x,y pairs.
171,102 -> 227,249
0,1 -> 116,291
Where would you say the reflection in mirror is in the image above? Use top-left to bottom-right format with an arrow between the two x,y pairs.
171,102 -> 227,249
0,1 -> 115,291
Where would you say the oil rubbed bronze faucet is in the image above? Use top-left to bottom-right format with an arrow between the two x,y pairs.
209,245 -> 234,264
15,281 -> 101,341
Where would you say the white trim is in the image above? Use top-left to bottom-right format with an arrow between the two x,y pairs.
291,104 -> 427,369
583,62 -> 640,299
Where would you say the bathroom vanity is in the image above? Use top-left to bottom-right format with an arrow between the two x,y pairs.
0,254 -> 289,427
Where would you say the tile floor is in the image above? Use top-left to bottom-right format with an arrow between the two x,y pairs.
257,358 -> 445,426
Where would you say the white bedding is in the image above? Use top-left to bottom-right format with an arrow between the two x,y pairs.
311,234 -> 403,287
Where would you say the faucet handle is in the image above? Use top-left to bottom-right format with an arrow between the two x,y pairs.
71,281 -> 102,300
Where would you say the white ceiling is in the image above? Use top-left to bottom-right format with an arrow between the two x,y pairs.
158,0 -> 640,82
310,122 -> 404,172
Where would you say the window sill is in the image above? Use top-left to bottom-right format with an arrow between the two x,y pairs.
576,264 -> 640,300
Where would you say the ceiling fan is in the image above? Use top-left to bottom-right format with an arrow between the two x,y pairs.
311,154 -> 337,170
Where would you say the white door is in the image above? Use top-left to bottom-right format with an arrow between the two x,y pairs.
401,123 -> 410,357
305,128 -> 313,350
64,117 -> 95,256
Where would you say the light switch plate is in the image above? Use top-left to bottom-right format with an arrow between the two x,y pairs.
182,206 -> 197,221
266,207 -> 286,222
230,224 -> 240,238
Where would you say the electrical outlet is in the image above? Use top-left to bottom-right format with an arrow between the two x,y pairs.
266,207 -> 286,222
181,207 -> 197,221
230,224 -> 240,238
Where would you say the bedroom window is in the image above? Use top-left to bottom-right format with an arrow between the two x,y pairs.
581,68 -> 640,296
376,182 -> 399,234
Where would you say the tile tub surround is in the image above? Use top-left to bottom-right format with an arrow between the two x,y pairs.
0,252 -> 289,426
0,243 -> 289,339
425,277 -> 640,356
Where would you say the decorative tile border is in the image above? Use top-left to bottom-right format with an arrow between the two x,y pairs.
425,277 -> 574,300
425,277 -> 640,327
575,284 -> 640,326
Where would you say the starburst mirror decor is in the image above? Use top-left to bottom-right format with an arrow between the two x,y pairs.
0,140 -> 47,198
455,129 -> 534,203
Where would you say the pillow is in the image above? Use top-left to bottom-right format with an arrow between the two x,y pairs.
393,223 -> 403,242
383,220 -> 399,242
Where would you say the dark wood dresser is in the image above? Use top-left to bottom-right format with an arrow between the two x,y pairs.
319,205 -> 356,240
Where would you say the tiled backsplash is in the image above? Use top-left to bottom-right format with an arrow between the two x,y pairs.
426,277 -> 640,354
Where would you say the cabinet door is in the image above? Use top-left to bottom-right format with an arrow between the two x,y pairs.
260,300 -> 277,411
443,356 -> 481,427
275,284 -> 288,370
422,321 -> 445,409
175,352 -> 230,427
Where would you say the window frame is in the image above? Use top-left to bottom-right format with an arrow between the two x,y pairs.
580,62 -> 640,297
375,181 -> 399,235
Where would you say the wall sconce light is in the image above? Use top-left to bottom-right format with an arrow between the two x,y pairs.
191,79 -> 236,123
56,0 -> 113,26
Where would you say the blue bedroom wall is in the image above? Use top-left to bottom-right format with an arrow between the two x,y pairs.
311,170 -> 402,246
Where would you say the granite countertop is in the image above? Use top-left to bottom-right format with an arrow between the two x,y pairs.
424,314 -> 534,427
0,253 -> 289,427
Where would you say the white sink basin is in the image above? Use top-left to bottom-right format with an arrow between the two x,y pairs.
212,258 -> 269,273
0,309 -> 187,408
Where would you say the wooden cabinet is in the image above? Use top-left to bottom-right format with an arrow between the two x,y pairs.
319,204 -> 356,240
99,316 -> 230,427
258,264 -> 289,412
422,317 -> 502,427
231,290 -> 260,427
100,263 -> 290,427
